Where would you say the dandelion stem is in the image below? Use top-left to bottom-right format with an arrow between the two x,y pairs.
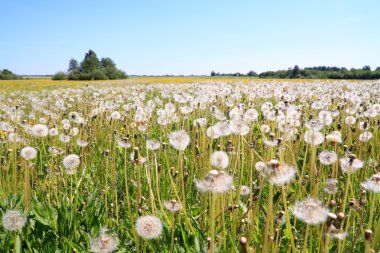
209,193 -> 217,253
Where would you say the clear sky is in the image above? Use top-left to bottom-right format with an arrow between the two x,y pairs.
1,0 -> 379,75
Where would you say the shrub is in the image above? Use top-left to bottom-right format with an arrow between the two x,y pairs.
52,72 -> 66,80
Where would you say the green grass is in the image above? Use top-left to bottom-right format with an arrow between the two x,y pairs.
0,79 -> 379,252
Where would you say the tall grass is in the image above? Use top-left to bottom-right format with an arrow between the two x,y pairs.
0,79 -> 379,252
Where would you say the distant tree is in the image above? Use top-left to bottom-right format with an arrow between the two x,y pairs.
63,50 -> 127,80
0,69 -> 22,80
100,57 -> 116,69
247,70 -> 257,77
52,71 -> 66,80
68,70 -> 81,80
80,50 -> 100,73
291,65 -> 301,78
92,69 -> 108,80
211,71 -> 216,76
362,65 -> 371,71
68,59 -> 79,72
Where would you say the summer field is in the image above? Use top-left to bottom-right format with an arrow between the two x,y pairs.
0,78 -> 380,252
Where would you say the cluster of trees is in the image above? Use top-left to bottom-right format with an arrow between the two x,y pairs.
0,69 -> 22,80
211,70 -> 258,77
259,65 -> 380,79
53,50 -> 128,80
211,66 -> 380,79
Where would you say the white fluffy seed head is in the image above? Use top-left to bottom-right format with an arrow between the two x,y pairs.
195,170 -> 233,193
31,124 -> 49,137
240,185 -> 251,196
340,157 -> 364,174
90,230 -> 119,253
304,130 -> 325,146
210,151 -> 229,169
319,151 -> 338,165
262,161 -> 296,186
255,161 -> 267,172
291,197 -> 329,225
20,146 -> 37,160
62,154 -> 80,174
2,210 -> 26,231
326,131 -> 342,143
135,215 -> 163,239
323,178 -> 339,194
361,173 -> 380,193
169,130 -> 190,151
164,200 -> 183,212
146,139 -> 161,150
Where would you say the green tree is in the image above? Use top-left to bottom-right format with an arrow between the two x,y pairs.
100,57 -> 116,69
64,50 -> 127,80
247,70 -> 257,77
92,69 -> 108,80
80,50 -> 100,73
68,59 -> 79,72
52,71 -> 66,80
291,65 -> 301,78
0,69 -> 22,80
68,70 -> 82,80
362,65 -> 371,71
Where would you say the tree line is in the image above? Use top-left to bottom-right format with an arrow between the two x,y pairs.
211,65 -> 380,79
53,50 -> 128,80
0,69 -> 22,80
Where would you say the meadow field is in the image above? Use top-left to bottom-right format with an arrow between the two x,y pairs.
0,77 -> 380,252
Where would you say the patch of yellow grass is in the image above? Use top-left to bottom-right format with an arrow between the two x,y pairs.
0,76 -> 343,91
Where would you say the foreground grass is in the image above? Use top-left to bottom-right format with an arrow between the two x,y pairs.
0,79 -> 379,252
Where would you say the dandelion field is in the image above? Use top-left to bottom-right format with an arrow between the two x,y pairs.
0,78 -> 380,252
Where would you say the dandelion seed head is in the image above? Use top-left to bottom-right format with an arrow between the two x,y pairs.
260,124 -> 271,133
169,130 -> 190,151
319,151 -> 338,165
345,116 -> 356,125
262,160 -> 296,186
116,137 -> 131,148
20,146 -> 37,160
304,130 -> 325,146
164,200 -> 183,212
135,215 -> 163,240
62,154 -> 80,174
358,131 -> 373,142
49,128 -> 59,136
146,139 -> 160,150
240,185 -> 251,196
110,111 -> 121,120
291,197 -> 329,225
90,230 -> 119,253
2,210 -> 26,231
323,178 -> 339,194
77,139 -> 89,147
340,157 -> 364,173
48,146 -> 65,155
31,124 -> 48,137
210,151 -> 229,169
195,170 -> 233,193
326,131 -> 342,143
255,161 -> 267,172
361,173 -> 380,193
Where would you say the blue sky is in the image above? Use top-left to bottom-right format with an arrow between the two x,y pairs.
1,0 -> 379,75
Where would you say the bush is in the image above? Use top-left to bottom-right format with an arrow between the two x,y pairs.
0,69 -> 22,80
52,72 -> 66,80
